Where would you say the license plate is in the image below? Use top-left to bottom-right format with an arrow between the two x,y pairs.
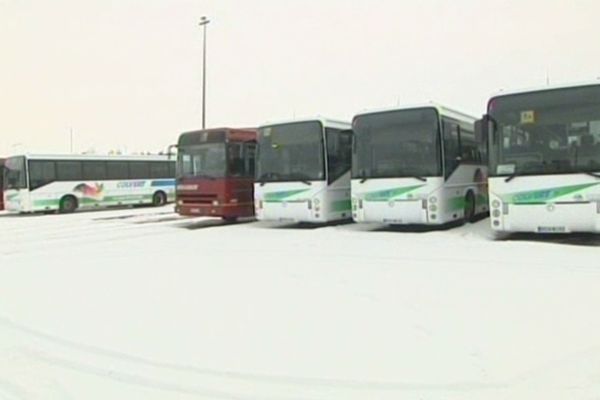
537,226 -> 566,233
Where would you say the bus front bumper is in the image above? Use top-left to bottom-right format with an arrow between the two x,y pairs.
353,200 -> 431,225
176,203 -> 254,218
490,202 -> 600,233
256,201 -> 324,223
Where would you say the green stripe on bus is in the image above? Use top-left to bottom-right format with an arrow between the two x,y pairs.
505,183 -> 600,204
263,189 -> 310,202
364,185 -> 425,202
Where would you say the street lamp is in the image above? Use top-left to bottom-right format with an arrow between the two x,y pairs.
199,16 -> 210,129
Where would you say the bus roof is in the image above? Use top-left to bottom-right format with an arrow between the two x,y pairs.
354,103 -> 476,124
9,154 -> 172,162
258,117 -> 351,131
489,79 -> 600,100
180,127 -> 257,135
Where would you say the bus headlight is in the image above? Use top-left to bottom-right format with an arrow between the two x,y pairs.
177,200 -> 183,206
212,200 -> 219,206
492,200 -> 501,209
429,204 -> 437,212
492,209 -> 501,218
429,196 -> 437,204
313,198 -> 320,206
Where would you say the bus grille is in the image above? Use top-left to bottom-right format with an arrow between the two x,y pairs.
177,193 -> 218,205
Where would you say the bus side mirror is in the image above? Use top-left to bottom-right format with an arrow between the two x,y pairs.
167,144 -> 177,160
474,115 -> 489,144
474,119 -> 483,144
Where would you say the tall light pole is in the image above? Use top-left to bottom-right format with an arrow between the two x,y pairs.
199,16 -> 210,130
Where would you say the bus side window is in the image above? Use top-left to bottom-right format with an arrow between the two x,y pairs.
228,143 -> 245,177
169,162 -> 176,178
82,161 -> 107,181
29,160 -> 56,190
245,143 -> 256,178
107,162 -> 129,180
129,162 -> 150,179
443,120 -> 461,177
56,161 -> 83,181
150,162 -> 169,179
326,128 -> 351,183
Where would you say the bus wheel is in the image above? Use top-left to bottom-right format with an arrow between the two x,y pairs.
59,195 -> 78,214
152,191 -> 167,207
463,191 -> 476,223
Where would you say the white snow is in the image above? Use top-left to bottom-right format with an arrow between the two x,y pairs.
1,207 -> 599,399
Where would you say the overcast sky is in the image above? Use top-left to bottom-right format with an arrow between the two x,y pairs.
1,0 -> 599,155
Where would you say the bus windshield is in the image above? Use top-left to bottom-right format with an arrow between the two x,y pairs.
256,121 -> 325,182
352,108 -> 442,179
3,156 -> 27,190
488,85 -> 600,177
177,143 -> 226,179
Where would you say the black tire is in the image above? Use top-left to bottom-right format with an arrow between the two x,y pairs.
152,191 -> 167,207
463,191 -> 476,223
59,196 -> 78,214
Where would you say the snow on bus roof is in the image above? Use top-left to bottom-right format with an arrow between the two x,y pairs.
489,79 -> 600,100
258,116 -> 351,130
11,154 -> 172,162
353,102 -> 477,123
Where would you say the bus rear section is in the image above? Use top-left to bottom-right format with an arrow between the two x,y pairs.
351,105 -> 488,226
175,128 -> 257,221
480,83 -> 600,233
254,119 -> 352,224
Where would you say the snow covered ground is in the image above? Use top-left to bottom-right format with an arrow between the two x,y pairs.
0,206 -> 599,399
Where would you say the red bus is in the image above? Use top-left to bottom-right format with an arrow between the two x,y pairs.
0,158 -> 5,211
175,128 -> 257,221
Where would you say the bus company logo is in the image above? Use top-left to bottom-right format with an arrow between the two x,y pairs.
177,184 -> 198,191
117,181 -> 146,189
512,190 -> 553,203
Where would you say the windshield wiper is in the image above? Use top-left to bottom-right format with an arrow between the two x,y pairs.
257,172 -> 281,186
411,175 -> 427,182
504,173 -> 521,183
287,173 -> 312,186
584,171 -> 600,179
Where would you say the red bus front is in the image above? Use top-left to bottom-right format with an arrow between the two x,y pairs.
175,129 -> 256,220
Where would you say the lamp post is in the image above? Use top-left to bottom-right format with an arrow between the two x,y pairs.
199,16 -> 210,129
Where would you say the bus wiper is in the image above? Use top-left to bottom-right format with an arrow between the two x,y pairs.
359,177 -> 368,184
584,171 -> 600,179
411,175 -> 427,182
504,173 -> 520,182
288,173 -> 312,186
257,172 -> 280,186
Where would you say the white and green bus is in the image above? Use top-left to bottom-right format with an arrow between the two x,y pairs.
3,154 -> 175,213
254,118 -> 352,223
351,104 -> 488,225
478,82 -> 600,233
